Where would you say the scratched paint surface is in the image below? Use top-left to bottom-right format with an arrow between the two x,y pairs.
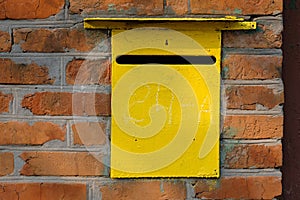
111,28 -> 220,178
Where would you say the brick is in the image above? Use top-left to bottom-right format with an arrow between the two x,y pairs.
0,58 -> 54,84
226,86 -> 283,110
194,176 -> 281,199
72,122 -> 107,146
13,27 -> 107,53
190,0 -> 282,15
0,0 -> 64,19
20,152 -> 105,176
222,54 -> 282,80
223,19 -> 283,49
0,152 -> 14,176
69,0 -> 163,15
165,0 -> 188,15
0,183 -> 86,200
100,181 -> 186,200
0,2 -> 5,19
0,121 -> 65,145
66,59 -> 111,85
0,92 -> 12,113
223,143 -> 282,168
21,92 -> 111,116
223,115 -> 283,139
0,31 -> 11,52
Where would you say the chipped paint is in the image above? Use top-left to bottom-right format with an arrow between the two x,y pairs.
223,126 -> 239,138
220,143 -> 235,166
160,182 -> 165,193
233,8 -> 242,14
221,66 -> 229,79
107,4 -> 116,12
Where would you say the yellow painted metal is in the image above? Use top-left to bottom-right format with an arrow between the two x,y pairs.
85,17 -> 256,178
111,28 -> 221,178
85,16 -> 245,22
84,17 -> 256,30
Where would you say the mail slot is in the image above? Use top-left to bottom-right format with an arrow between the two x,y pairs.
84,17 -> 256,178
116,55 -> 217,65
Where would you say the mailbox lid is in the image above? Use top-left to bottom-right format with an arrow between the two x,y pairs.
84,17 -> 256,31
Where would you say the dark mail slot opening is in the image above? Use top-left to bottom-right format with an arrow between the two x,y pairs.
116,55 -> 216,65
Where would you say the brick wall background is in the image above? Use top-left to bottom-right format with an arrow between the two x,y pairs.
0,0 -> 283,199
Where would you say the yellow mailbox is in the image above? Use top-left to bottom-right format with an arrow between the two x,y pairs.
84,17 -> 256,178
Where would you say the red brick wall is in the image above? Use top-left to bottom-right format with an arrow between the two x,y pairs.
0,0 -> 283,199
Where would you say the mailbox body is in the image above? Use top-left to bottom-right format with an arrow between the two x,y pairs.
111,28 -> 220,178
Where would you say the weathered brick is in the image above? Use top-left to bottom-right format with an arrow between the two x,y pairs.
165,0 -> 188,15
72,122 -> 107,146
0,152 -> 14,176
13,27 -> 107,53
0,121 -> 65,145
69,0 -> 163,15
20,152 -> 105,176
0,92 -> 12,113
223,143 -> 282,168
194,176 -> 281,199
21,92 -> 111,116
0,2 -> 5,19
0,0 -> 284,198
223,19 -> 283,49
222,54 -> 282,80
0,58 -> 54,84
0,183 -> 86,200
0,31 -> 11,52
101,181 -> 186,200
190,0 -> 282,15
0,0 -> 64,19
226,86 -> 283,110
223,115 -> 283,139
66,59 -> 111,85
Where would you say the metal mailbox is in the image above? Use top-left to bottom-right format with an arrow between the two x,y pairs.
84,17 -> 256,178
